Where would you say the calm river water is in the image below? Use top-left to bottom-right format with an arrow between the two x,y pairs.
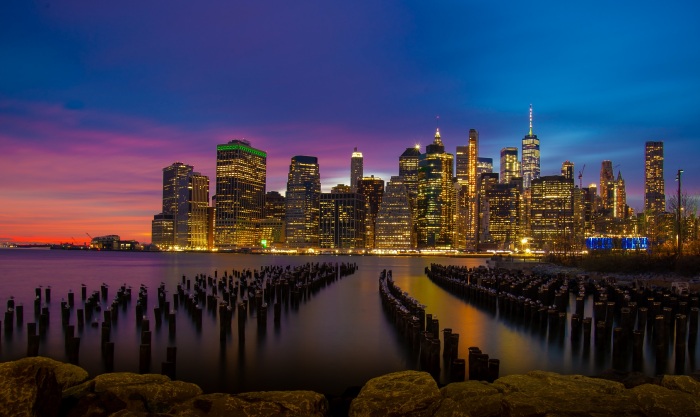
0,249 -> 696,394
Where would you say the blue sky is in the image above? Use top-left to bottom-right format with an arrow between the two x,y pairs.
2,0 -> 699,242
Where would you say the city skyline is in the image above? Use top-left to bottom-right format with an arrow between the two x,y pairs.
2,1 -> 700,243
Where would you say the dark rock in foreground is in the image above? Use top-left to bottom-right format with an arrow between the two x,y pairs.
2,357 -> 700,416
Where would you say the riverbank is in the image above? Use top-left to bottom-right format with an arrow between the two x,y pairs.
3,357 -> 700,417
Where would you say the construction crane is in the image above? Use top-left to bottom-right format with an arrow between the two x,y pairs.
578,164 -> 586,188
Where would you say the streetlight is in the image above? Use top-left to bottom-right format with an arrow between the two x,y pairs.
676,169 -> 684,257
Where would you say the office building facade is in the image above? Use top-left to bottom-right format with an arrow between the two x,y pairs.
285,155 -> 321,248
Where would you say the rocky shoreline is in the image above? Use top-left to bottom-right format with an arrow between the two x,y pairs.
3,357 -> 700,416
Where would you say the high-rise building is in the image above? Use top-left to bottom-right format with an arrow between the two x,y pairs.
599,160 -> 615,211
357,175 -> 385,249
644,141 -> 665,214
456,145 -> 469,185
350,147 -> 363,191
375,176 -> 413,250
466,129 -> 479,249
477,157 -> 493,176
285,155 -> 321,248
483,179 -> 521,250
561,161 -> 574,181
400,146 -> 421,247
187,173 -> 211,249
162,162 -> 193,247
529,175 -> 574,251
500,147 -> 520,184
262,191 -> 286,246
215,139 -> 267,248
478,173 -> 499,246
417,128 -> 455,248
521,105 -> 540,189
614,171 -> 627,219
319,191 -> 365,249
152,162 -> 211,249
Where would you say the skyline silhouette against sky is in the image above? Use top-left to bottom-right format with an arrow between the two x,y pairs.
2,1 -> 700,243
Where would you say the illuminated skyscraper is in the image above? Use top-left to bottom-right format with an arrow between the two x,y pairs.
400,146 -> 421,247
357,175 -> 385,249
375,176 -> 413,250
466,129 -> 479,249
500,147 -> 520,184
644,141 -> 665,213
561,161 -> 574,181
285,155 -> 321,248
187,173 -> 211,249
155,162 -> 192,248
262,191 -> 286,246
319,190 -> 365,249
215,140 -> 267,248
477,157 -> 493,176
599,160 -> 615,211
478,172 -> 499,246
417,128 -> 455,248
152,162 -> 210,249
521,105 -> 540,189
529,175 -> 574,251
483,178 -> 521,250
614,171 -> 627,219
350,147 -> 363,191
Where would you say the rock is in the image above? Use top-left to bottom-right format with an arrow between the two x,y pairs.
661,375 -> 700,396
629,383 -> 700,417
349,370 -> 441,417
63,372 -> 202,416
0,356 -> 86,417
595,368 -> 656,388
494,371 -> 633,416
435,380 -> 503,417
169,391 -> 328,416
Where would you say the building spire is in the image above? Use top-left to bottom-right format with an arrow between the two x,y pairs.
529,104 -> 533,136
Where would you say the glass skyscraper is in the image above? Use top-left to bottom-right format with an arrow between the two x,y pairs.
500,147 -> 520,184
350,147 -> 363,191
521,105 -> 540,189
644,141 -> 665,214
285,155 -> 321,248
215,140 -> 267,248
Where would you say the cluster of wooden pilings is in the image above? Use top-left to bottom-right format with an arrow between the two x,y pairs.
378,269 -> 499,383
426,263 -> 700,375
1,262 -> 358,379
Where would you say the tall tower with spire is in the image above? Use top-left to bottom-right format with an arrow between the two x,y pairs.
521,104 -> 540,189
350,147 -> 363,191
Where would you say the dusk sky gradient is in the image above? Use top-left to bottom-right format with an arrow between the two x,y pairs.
3,1 -> 700,243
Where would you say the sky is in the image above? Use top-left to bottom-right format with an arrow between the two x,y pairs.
2,1 -> 700,244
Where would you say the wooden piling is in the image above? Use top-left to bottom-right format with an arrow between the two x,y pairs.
104,341 -> 115,372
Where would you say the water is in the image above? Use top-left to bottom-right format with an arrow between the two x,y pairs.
0,249 -> 696,394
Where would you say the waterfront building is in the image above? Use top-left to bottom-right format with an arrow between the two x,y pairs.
350,147 -> 363,191
466,129 -> 479,249
285,155 -> 321,248
400,146 -> 421,248
477,173 -> 499,248
319,191 -> 365,249
599,160 -> 615,212
187,173 -> 211,249
331,184 -> 352,193
483,178 -> 521,250
357,175 -> 385,249
215,140 -> 267,248
529,175 -> 574,252
644,141 -> 665,214
521,105 -> 540,189
375,176 -> 413,250
265,191 -> 286,220
500,147 -> 520,184
151,213 -> 174,248
152,162 -> 211,249
262,191 -> 286,246
417,128 -> 455,248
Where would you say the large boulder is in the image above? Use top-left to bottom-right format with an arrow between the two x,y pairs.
169,391 -> 328,416
0,356 -> 89,417
62,372 -> 202,416
493,371 -> 632,416
629,383 -> 700,417
435,380 -> 503,417
349,371 -> 441,417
